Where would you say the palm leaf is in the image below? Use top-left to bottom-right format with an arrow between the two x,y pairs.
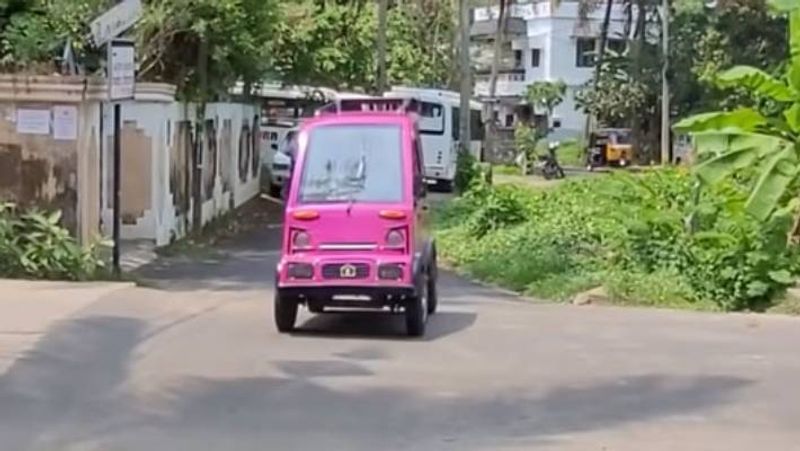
673,108 -> 769,133
695,133 -> 789,185
716,66 -> 796,103
745,143 -> 799,220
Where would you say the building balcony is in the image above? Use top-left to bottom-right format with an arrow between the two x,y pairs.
474,76 -> 527,98
470,17 -> 527,39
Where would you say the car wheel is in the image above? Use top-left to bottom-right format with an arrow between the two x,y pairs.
427,254 -> 438,315
274,290 -> 298,333
405,275 -> 428,337
269,184 -> 281,198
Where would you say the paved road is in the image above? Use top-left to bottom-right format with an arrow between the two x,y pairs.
2,202 -> 800,450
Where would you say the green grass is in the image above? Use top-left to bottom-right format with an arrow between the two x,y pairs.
435,168 -> 800,314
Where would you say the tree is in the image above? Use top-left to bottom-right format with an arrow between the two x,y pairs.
484,0 -> 510,162
674,0 -> 799,222
0,0 -> 110,72
136,0 -> 280,100
526,80 -> 567,127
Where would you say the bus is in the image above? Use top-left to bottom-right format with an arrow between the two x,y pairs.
383,86 -> 484,191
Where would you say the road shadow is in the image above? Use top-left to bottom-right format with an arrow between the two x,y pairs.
0,315 -> 146,450
291,310 -> 478,342
110,372 -> 751,450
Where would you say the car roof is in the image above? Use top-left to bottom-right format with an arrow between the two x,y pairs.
302,111 -> 414,129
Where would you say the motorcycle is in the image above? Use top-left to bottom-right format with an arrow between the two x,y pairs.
535,141 -> 566,180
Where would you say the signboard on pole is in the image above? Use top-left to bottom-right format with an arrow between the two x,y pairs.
90,0 -> 143,47
108,39 -> 135,101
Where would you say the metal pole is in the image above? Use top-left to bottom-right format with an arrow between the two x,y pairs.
112,102 -> 121,276
661,0 -> 670,165
459,0 -> 471,155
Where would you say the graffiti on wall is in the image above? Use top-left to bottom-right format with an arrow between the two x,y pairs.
203,119 -> 218,201
220,119 -> 233,193
251,115 -> 260,178
238,122 -> 251,183
170,120 -> 192,217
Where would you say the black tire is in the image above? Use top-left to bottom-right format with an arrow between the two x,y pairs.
405,276 -> 428,337
269,183 -> 281,198
427,253 -> 438,315
274,290 -> 298,333
556,166 -> 565,179
434,179 -> 454,193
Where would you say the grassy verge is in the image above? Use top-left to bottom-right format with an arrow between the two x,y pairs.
435,169 -> 800,314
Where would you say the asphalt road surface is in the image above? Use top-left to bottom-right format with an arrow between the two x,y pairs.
1,201 -> 800,451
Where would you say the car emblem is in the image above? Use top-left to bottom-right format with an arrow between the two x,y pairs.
340,264 -> 357,278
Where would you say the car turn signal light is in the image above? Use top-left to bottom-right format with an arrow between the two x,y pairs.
379,210 -> 406,220
292,210 -> 320,220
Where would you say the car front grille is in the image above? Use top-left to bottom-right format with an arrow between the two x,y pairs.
321,263 -> 370,280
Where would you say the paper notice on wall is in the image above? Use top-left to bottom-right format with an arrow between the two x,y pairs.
16,109 -> 51,135
53,105 -> 78,141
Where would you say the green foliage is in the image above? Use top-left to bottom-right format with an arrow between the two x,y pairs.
462,182 -> 528,238
513,123 -> 540,162
0,0 -> 109,71
272,0 -> 456,91
674,1 -> 800,221
137,0 -> 280,100
455,150 -> 479,194
525,80 -> 566,117
0,203 -> 106,280
436,169 -> 800,312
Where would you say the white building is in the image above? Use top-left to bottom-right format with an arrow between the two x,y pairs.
471,0 -> 631,143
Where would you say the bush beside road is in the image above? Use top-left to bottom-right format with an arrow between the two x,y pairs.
434,167 -> 800,314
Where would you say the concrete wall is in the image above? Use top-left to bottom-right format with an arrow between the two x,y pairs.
0,76 -> 105,244
100,97 -> 261,246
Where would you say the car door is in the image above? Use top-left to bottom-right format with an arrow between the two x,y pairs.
412,130 -> 431,256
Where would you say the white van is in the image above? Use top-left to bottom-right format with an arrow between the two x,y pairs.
383,87 -> 484,191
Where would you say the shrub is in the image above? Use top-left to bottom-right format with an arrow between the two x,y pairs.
435,168 -> 800,312
0,203 -> 106,280
455,150 -> 479,194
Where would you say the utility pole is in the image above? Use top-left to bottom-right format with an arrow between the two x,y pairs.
377,0 -> 389,94
660,0 -> 670,165
459,0 -> 471,155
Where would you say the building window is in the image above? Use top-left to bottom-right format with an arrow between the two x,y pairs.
607,38 -> 626,55
531,49 -> 541,67
576,38 -> 596,68
505,114 -> 514,128
513,49 -> 523,68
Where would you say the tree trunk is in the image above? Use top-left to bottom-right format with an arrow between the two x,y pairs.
376,0 -> 389,94
583,0 -> 614,151
485,0 -> 509,164
631,0 -> 647,163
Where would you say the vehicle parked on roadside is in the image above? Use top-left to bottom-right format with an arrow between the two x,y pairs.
536,141 -> 565,180
383,86 -> 484,192
586,128 -> 633,170
274,97 -> 438,337
269,129 -> 297,198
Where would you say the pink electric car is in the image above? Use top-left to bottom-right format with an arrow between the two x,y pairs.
273,98 -> 438,337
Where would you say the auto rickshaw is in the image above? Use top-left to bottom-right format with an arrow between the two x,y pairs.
586,128 -> 633,170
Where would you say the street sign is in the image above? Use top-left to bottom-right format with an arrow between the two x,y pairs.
90,0 -> 143,47
108,39 -> 135,101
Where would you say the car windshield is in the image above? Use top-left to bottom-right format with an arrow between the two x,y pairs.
298,124 -> 404,204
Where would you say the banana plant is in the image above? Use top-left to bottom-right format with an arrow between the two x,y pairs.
673,0 -> 800,222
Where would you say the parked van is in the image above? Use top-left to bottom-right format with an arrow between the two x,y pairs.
383,86 -> 484,192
